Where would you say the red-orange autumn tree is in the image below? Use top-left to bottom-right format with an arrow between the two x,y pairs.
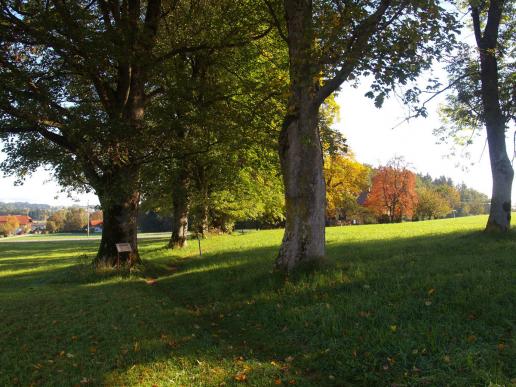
365,158 -> 418,223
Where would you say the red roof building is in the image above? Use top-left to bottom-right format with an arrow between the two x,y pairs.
90,219 -> 103,227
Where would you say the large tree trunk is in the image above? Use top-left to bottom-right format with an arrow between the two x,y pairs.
277,110 -> 326,271
481,52 -> 514,231
95,169 -> 141,266
473,1 -> 514,232
168,169 -> 190,248
276,0 -> 326,272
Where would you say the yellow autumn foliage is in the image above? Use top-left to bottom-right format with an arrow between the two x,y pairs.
324,154 -> 370,221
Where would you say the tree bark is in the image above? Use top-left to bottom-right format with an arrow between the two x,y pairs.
473,1 -> 514,232
482,49 -> 514,231
168,169 -> 190,248
95,169 -> 141,266
276,0 -> 326,272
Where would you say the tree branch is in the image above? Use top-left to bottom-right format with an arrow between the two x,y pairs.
263,0 -> 288,43
390,72 -> 471,130
313,0 -> 392,107
155,25 -> 273,63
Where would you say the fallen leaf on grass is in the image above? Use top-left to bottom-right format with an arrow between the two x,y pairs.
497,343 -> 506,351
145,278 -> 157,285
467,335 -> 477,343
234,373 -> 247,382
389,325 -> 397,333
274,378 -> 282,385
427,288 -> 436,295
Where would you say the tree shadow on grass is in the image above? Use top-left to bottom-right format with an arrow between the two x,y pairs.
0,229 -> 515,386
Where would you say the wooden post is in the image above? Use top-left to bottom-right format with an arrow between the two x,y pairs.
197,234 -> 202,257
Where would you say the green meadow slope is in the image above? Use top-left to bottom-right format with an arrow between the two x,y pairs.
0,215 -> 514,386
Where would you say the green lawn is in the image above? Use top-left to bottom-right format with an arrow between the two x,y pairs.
0,216 -> 515,386
0,231 -> 170,242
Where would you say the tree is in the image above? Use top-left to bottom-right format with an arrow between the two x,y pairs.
90,211 -> 103,222
324,154 -> 370,224
267,0 -> 459,270
48,210 -> 66,232
365,158 -> 418,222
415,187 -> 451,220
0,1 -> 275,264
0,216 -> 19,236
45,220 -> 58,234
457,183 -> 489,216
434,184 -> 460,211
63,208 -> 88,232
438,0 -> 515,231
138,26 -> 287,247
0,0 -> 163,264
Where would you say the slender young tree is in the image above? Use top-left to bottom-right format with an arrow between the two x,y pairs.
438,0 -> 514,231
267,0 -> 459,271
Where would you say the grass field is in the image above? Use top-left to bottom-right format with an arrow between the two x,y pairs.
0,231 -> 170,242
0,216 -> 515,386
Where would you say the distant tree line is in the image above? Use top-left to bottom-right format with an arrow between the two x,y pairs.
0,202 -> 56,220
323,156 -> 490,225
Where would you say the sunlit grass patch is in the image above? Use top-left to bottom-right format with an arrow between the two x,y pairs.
0,216 -> 515,386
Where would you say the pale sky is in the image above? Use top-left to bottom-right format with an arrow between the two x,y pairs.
1,74 -> 515,206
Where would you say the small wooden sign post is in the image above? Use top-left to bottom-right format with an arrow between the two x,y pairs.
116,243 -> 133,268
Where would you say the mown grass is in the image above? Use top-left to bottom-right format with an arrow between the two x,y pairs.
0,231 -> 170,242
0,216 -> 515,386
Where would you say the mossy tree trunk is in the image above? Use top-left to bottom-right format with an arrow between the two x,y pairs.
95,168 -> 141,266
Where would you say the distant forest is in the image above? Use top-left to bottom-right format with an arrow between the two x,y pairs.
1,169 -> 491,231
0,202 -> 63,220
